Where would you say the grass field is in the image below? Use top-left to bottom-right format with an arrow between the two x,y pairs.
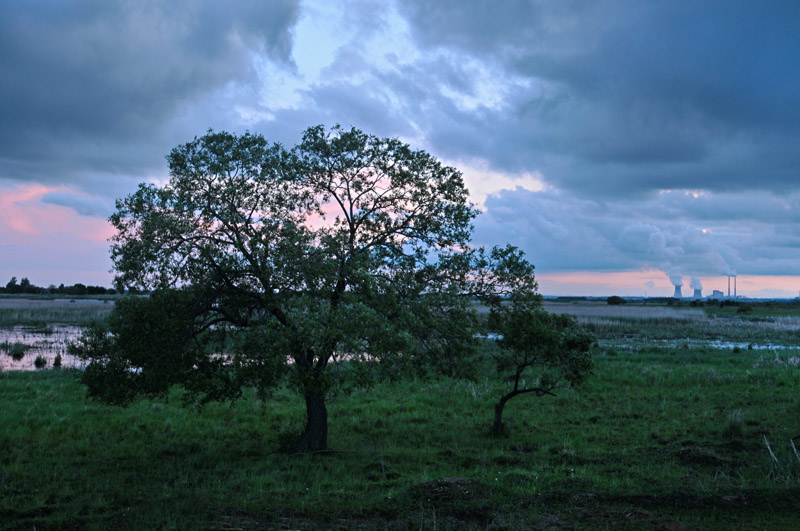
1,300 -> 800,529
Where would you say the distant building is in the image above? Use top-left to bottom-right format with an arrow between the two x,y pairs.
711,290 -> 724,300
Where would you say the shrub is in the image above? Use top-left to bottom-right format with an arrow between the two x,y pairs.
606,296 -> 626,305
2,342 -> 30,360
34,355 -> 47,369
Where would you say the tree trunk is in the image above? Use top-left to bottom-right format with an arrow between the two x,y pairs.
297,390 -> 328,452
492,398 -> 508,435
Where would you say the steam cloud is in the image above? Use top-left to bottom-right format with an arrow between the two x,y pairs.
668,268 -> 684,287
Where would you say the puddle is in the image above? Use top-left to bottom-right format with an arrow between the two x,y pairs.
602,338 -> 800,352
707,340 -> 798,351
0,325 -> 86,371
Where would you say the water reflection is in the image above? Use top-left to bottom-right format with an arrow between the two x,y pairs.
0,325 -> 85,371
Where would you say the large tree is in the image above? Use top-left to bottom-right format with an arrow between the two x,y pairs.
80,126 -> 487,452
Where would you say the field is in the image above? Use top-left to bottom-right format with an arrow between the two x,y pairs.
2,298 -> 800,529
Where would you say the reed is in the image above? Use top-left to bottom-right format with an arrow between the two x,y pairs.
0,298 -> 113,328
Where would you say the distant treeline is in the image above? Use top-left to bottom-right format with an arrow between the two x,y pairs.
1,277 -> 122,296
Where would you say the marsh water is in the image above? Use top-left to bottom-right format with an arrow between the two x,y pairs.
2,298 -> 799,371
0,297 -> 113,371
0,325 -> 85,371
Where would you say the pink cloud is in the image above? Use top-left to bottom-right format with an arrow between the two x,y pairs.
538,269 -> 800,299
0,184 -> 115,286
0,184 -> 115,244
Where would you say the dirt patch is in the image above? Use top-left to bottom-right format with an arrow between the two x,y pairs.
208,490 -> 800,530
400,477 -> 497,526
492,455 -> 522,465
406,477 -> 485,504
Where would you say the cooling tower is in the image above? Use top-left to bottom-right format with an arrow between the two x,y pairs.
693,288 -> 702,299
673,286 -> 683,298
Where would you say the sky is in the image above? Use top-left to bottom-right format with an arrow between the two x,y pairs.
1,0 -> 800,298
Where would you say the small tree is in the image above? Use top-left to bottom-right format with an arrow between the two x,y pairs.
76,126 -> 485,452
490,310 -> 593,434
5,277 -> 18,293
481,255 -> 593,434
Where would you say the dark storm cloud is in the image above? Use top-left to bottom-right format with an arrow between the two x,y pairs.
472,186 -> 800,277
4,0 -> 800,283
255,47 -> 464,148
261,81 -> 420,146
0,0 -> 300,190
396,0 -> 800,196
254,0 -> 800,279
40,192 -> 112,218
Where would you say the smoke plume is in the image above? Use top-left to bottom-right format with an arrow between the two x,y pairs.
667,268 -> 683,287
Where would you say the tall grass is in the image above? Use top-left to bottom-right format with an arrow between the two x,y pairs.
0,298 -> 113,328
764,437 -> 800,485
545,301 -> 800,344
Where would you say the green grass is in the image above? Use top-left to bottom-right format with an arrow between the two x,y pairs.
2,347 -> 799,529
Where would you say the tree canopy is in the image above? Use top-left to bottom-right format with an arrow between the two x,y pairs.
78,126 -> 496,451
74,125 -> 592,451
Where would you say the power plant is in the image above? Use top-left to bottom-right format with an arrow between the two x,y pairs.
690,277 -> 703,299
669,269 -> 684,299
727,275 -> 737,298
666,271 -> 741,300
